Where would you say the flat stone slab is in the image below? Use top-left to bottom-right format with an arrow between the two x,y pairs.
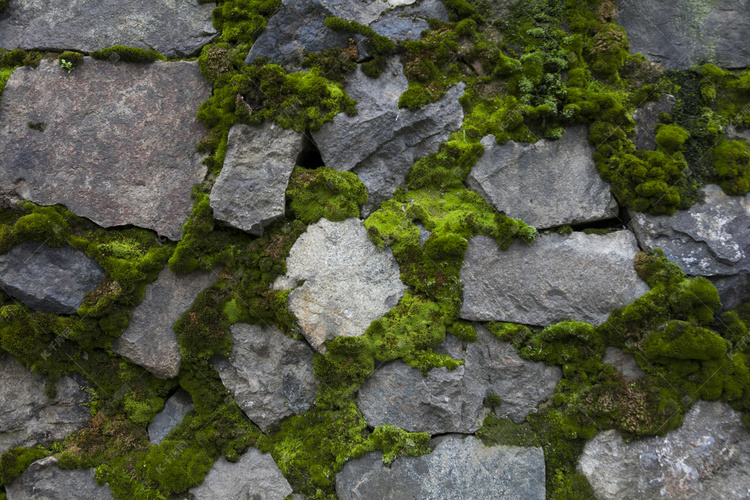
212,323 -> 319,433
209,123 -> 303,236
602,347 -> 647,381
6,457 -> 113,500
148,388 -> 193,445
579,400 -> 750,499
0,58 -> 210,241
467,126 -> 618,229
112,265 -> 219,379
0,241 -> 104,314
0,355 -> 91,455
460,231 -> 650,327
273,218 -> 407,353
190,449 -> 293,500
0,0 -> 216,57
336,435 -> 546,500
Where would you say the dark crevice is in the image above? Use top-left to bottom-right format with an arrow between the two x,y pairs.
296,133 -> 325,169
567,206 -> 632,232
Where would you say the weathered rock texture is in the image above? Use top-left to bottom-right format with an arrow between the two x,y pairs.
112,266 -> 219,379
190,449 -> 293,500
209,123 -> 303,236
273,218 -> 407,353
212,323 -> 318,433
633,94 -> 677,151
460,232 -> 649,327
579,400 -> 750,499
0,58 -> 210,241
0,0 -> 216,57
357,325 -> 561,433
467,126 -> 618,229
726,124 -> 750,143
148,389 -> 193,445
0,355 -> 91,455
6,456 -> 113,500
336,435 -> 546,500
617,0 -> 750,70
602,347 -> 647,381
313,60 -> 465,215
0,241 -> 104,314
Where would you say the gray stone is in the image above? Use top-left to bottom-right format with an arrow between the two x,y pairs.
0,0 -> 215,58
0,355 -> 91,455
370,15 -> 429,43
579,400 -> 750,500
0,59 -> 210,241
209,123 -> 303,236
336,435 -> 546,500
416,222 -> 431,248
602,347 -> 647,381
112,265 -> 219,379
273,218 -> 407,353
617,0 -> 750,70
467,126 -> 618,229
357,325 -> 561,433
709,272 -> 750,311
6,456 -> 113,500
633,94 -> 676,151
460,231 -> 649,327
726,124 -> 750,143
190,448 -> 293,500
0,241 -> 104,314
212,323 -> 318,433
148,389 -> 193,445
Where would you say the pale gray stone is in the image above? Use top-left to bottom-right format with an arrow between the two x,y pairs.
633,94 -> 676,151
602,347 -> 647,381
148,389 -> 193,445
726,124 -> 750,143
6,457 -> 113,500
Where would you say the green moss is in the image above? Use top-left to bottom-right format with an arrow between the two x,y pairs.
286,167 -> 367,224
0,447 -> 51,486
714,140 -> 750,195
654,124 -> 691,154
90,46 -> 166,63
642,320 -> 727,362
57,51 -> 84,69
324,16 -> 395,56
352,425 -> 431,465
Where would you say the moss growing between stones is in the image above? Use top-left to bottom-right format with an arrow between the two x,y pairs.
0,447 -> 51,487
352,425 -> 431,465
57,51 -> 84,70
286,167 -> 368,224
714,140 -> 750,195
90,46 -> 166,63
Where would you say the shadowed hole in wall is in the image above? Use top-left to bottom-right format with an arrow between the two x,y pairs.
296,133 -> 325,169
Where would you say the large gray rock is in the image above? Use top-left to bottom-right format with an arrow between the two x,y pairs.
602,347 -> 647,381
460,231 -> 649,327
467,126 -> 618,229
273,218 -> 407,353
0,0 -> 215,57
726,124 -> 750,143
112,265 -> 219,379
0,59 -> 209,241
190,449 -> 293,500
579,400 -> 750,499
633,94 -> 676,151
313,60 -> 465,215
357,325 -> 561,433
0,355 -> 91,455
617,0 -> 750,70
209,123 -> 303,236
0,241 -> 104,314
336,435 -> 546,500
148,389 -> 193,445
6,456 -> 113,500
709,272 -> 750,311
212,323 -> 318,433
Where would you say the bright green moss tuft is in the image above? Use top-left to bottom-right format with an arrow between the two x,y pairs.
642,320 -> 727,362
0,447 -> 50,486
714,140 -> 750,195
286,167 -> 368,224
90,45 -> 166,63
654,124 -> 691,154
57,51 -> 84,69
352,425 -> 431,465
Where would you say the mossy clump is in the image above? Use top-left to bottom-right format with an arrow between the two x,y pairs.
0,446 -> 50,487
654,124 -> 691,154
352,425 -> 431,465
286,167 -> 368,224
90,45 -> 166,63
57,51 -> 84,69
714,140 -> 750,195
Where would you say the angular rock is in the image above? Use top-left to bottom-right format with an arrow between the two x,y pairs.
633,94 -> 676,151
726,124 -> 750,143
313,60 -> 465,215
273,218 -> 407,353
460,231 -> 649,327
0,59 -> 210,241
212,323 -> 318,433
209,123 -> 303,236
0,0 -> 216,57
602,347 -> 647,381
190,449 -> 293,500
579,400 -> 750,499
112,265 -> 219,379
0,241 -> 104,314
467,126 -> 618,229
148,389 -> 193,445
617,0 -> 750,70
6,456 -> 113,500
709,272 -> 750,311
0,355 -> 91,455
357,325 -> 561,433
336,435 -> 546,500
370,14 -> 429,43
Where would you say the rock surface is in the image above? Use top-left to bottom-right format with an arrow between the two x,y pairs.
0,241 -> 104,314
709,272 -> 750,311
0,58 -> 210,241
579,400 -> 750,499
336,435 -> 546,500
148,389 -> 193,445
726,124 -> 750,143
460,231 -> 649,327
617,0 -> 750,70
209,123 -> 303,236
633,94 -> 677,151
467,126 -> 618,229
273,218 -> 407,353
313,60 -> 465,214
6,456 -> 113,500
357,325 -> 561,433
0,355 -> 91,455
190,449 -> 293,500
0,0 -> 216,57
112,266 -> 219,379
212,323 -> 318,433
602,347 -> 647,381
